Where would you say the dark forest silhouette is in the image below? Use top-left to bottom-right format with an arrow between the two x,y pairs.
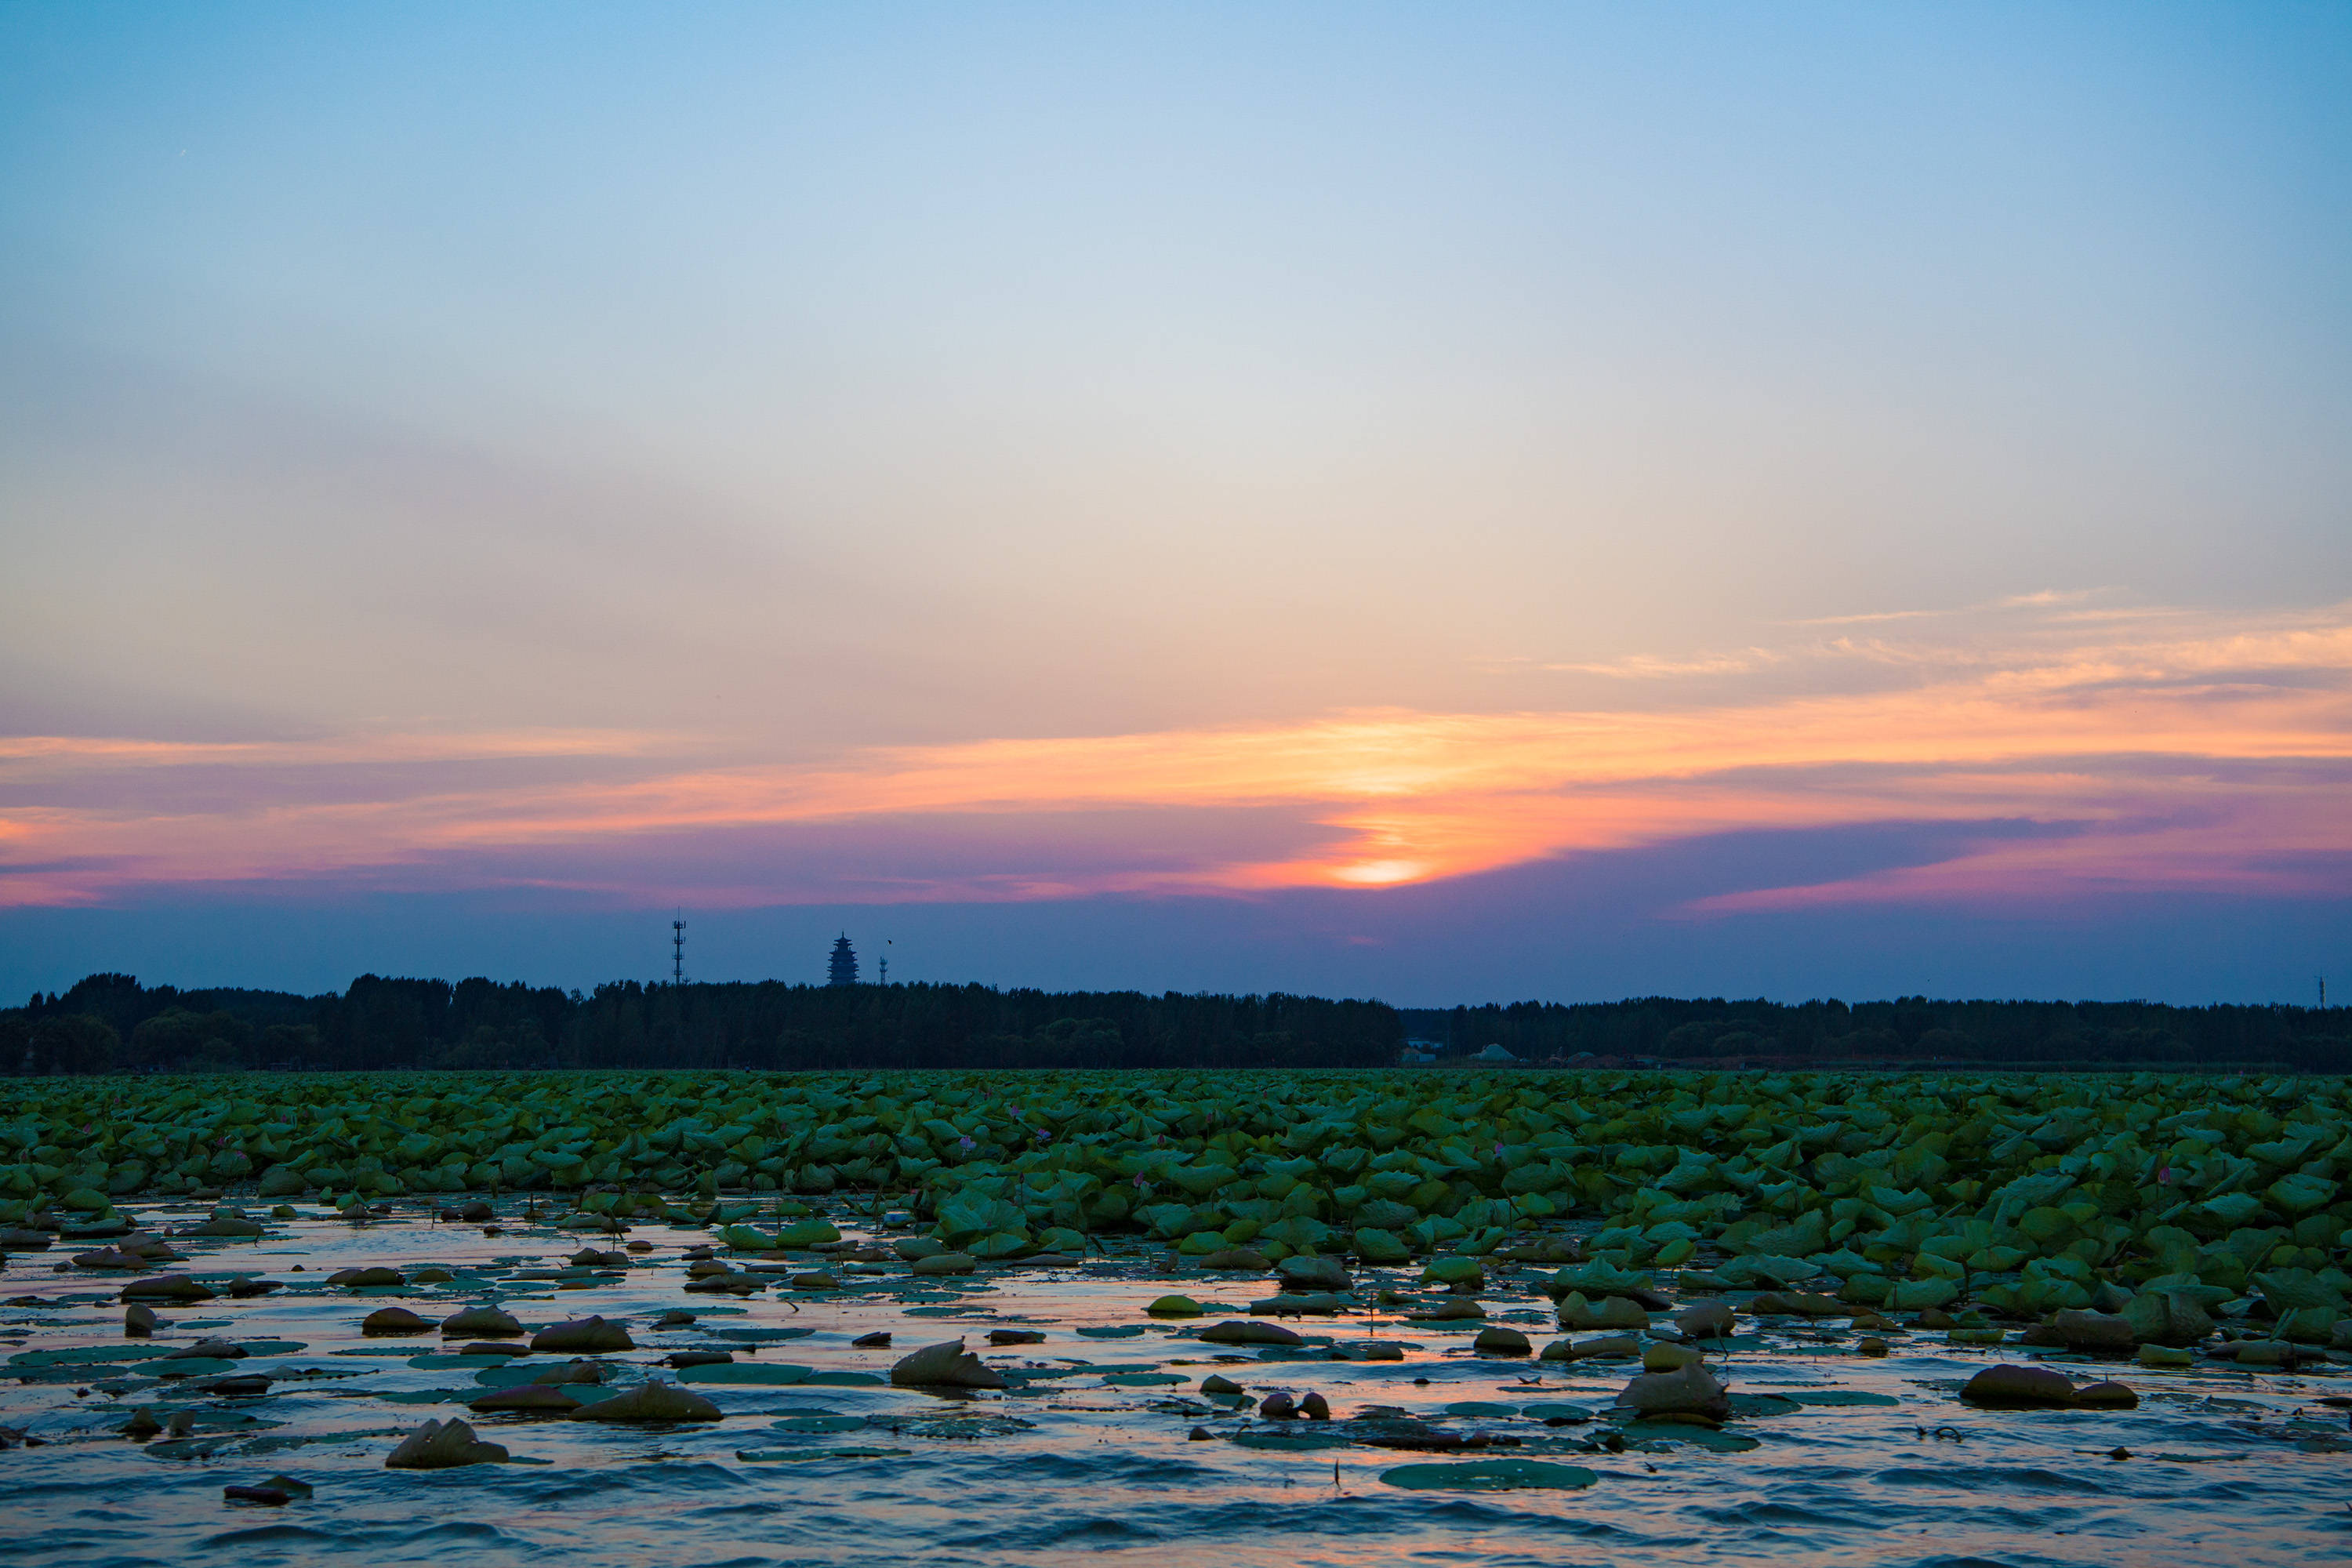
3,975 -> 1396,1074
1399,996 -> 2349,1072
2,973 -> 2345,1074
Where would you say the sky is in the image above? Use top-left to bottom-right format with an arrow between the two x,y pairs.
2,2 -> 2348,1006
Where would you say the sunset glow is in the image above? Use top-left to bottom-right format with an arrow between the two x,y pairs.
5,602 -> 2344,916
4,3 -> 2347,1000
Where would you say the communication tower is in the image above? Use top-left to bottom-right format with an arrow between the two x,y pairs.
673,918 -> 686,985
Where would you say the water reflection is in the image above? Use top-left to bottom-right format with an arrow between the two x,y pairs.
2,1198 -> 2347,1567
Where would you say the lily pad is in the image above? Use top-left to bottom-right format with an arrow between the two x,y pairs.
677,1362 -> 815,1385
1519,1403 -> 1595,1422
1381,1458 -> 1598,1490
151,1357 -> 245,1378
1618,1420 -> 1761,1453
146,1436 -> 242,1461
868,1411 -> 1036,1440
1231,1428 -> 1356,1450
7,1345 -> 173,1368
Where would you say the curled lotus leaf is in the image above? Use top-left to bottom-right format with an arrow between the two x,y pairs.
567,1380 -> 724,1422
384,1417 -> 508,1468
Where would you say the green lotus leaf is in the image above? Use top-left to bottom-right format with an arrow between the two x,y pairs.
677,1363 -> 815,1385
2200,1192 -> 2266,1228
1618,1421 -> 1760,1453
2266,1175 -> 2334,1216
1381,1459 -> 1597,1490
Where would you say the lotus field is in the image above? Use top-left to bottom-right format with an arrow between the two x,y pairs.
9,1067 -> 2350,1341
7,1065 -> 2352,1566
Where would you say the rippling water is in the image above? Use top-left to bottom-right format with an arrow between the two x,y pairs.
5,1200 -> 2349,1566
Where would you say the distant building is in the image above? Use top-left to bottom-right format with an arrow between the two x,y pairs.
1401,1041 -> 1439,1065
828,934 -> 858,987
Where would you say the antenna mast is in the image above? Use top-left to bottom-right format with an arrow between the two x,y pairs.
673,917 -> 686,985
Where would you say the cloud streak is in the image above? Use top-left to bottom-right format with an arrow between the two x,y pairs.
2,601 -> 2347,913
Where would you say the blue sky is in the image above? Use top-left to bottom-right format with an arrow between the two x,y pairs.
2,3 -> 2347,1004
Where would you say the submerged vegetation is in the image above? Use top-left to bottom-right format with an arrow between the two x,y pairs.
6,1066 -> 2350,1341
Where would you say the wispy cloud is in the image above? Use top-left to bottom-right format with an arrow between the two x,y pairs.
2,602 -> 2347,912
1537,650 -> 1785,678
1994,589 -> 2104,609
1789,586 -> 2108,628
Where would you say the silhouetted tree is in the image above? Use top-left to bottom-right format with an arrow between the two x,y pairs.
24,1013 -> 120,1075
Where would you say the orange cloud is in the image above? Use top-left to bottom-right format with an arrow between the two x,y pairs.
2,602 -> 2347,909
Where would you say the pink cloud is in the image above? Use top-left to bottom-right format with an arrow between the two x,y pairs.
3,601 -> 2346,912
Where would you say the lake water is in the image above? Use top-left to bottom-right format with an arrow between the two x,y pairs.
5,1197 -> 2349,1567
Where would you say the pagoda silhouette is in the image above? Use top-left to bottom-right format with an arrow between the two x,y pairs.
827,934 -> 858,987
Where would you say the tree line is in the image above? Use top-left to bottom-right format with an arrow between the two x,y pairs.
2,973 -> 1399,1074
7,975 -> 2345,1075
1399,995 -> 2352,1072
